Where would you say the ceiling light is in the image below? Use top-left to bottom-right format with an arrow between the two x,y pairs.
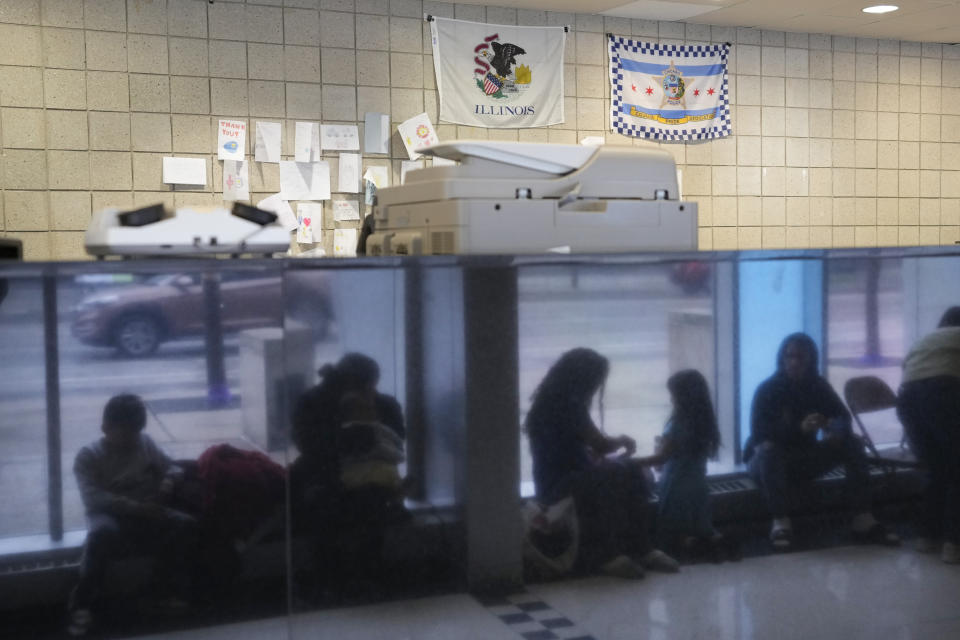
862,5 -> 898,13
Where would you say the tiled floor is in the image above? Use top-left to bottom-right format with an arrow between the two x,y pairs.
140,544 -> 960,640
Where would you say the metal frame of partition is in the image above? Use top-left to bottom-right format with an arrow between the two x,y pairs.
42,273 -> 63,542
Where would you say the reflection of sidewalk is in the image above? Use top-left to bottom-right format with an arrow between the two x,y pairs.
519,267 -> 677,298
149,395 -> 241,413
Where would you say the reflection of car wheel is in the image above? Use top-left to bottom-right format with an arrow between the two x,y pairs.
114,314 -> 161,357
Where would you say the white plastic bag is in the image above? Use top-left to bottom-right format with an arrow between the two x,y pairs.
522,497 -> 579,579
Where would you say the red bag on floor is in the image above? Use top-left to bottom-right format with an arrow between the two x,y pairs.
197,444 -> 286,543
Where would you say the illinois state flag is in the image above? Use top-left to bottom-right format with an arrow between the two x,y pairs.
430,17 -> 565,128
609,36 -> 731,142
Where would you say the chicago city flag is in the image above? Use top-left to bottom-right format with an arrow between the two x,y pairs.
430,17 -> 565,128
609,36 -> 731,142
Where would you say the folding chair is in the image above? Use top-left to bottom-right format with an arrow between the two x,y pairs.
843,376 -> 920,472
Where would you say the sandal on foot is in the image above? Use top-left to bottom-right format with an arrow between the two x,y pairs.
67,608 -> 92,637
770,528 -> 793,551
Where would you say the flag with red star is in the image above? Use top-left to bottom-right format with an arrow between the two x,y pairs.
608,36 -> 731,141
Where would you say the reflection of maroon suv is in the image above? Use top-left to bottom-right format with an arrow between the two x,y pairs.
71,273 -> 333,357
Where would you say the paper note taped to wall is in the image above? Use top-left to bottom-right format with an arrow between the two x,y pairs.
222,160 -> 249,201
162,157 -> 207,185
295,122 -> 321,162
257,193 -> 297,231
280,161 -> 331,201
363,166 -> 389,189
397,112 -> 439,161
321,125 -> 360,151
333,199 -> 360,221
363,165 -> 389,206
218,119 -> 246,161
297,202 -> 322,244
255,121 -> 281,163
363,112 -> 390,154
338,153 -> 360,193
334,228 -> 358,257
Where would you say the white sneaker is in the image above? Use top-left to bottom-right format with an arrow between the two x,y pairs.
67,608 -> 92,637
942,542 -> 960,564
640,549 -> 681,573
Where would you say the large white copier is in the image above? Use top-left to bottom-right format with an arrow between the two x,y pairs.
367,141 -> 698,256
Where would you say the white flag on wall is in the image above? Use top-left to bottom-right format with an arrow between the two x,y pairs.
608,36 -> 731,142
430,17 -> 565,128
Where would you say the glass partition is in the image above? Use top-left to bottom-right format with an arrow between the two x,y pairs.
283,265 -> 427,623
59,265 -> 288,536
517,260 -> 719,493
0,245 -> 958,637
737,258 -> 824,452
0,269 -> 49,540
824,257 -> 905,449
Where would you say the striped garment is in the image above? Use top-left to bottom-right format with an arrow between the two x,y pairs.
483,73 -> 504,95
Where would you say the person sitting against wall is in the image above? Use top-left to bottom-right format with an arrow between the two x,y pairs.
525,348 -> 679,579
897,306 -> 960,564
290,352 -> 408,601
744,333 -> 899,551
68,394 -> 198,637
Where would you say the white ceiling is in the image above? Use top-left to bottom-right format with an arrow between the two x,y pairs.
456,0 -> 960,43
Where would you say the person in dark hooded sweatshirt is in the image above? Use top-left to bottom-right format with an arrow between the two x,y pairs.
744,332 -> 899,550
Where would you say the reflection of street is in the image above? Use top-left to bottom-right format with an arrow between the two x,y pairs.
0,278 -> 336,539
518,266 -> 712,487
827,264 -> 905,448
0,262 -> 917,540
1,268 -> 707,539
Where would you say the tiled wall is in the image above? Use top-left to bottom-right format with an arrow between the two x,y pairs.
1,0 -> 960,260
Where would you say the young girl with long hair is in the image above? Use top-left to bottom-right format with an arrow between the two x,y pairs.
649,369 -> 731,559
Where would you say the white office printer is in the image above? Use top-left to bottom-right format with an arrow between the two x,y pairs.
366,141 -> 698,256
85,205 -> 291,257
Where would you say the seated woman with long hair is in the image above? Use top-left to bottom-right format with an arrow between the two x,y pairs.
525,348 -> 678,578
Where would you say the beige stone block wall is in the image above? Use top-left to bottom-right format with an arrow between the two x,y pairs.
2,0 -> 960,259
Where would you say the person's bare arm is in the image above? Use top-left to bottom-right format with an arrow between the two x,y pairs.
582,422 -> 635,457
632,435 -> 674,467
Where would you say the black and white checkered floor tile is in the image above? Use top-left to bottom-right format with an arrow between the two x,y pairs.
476,592 -> 597,640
